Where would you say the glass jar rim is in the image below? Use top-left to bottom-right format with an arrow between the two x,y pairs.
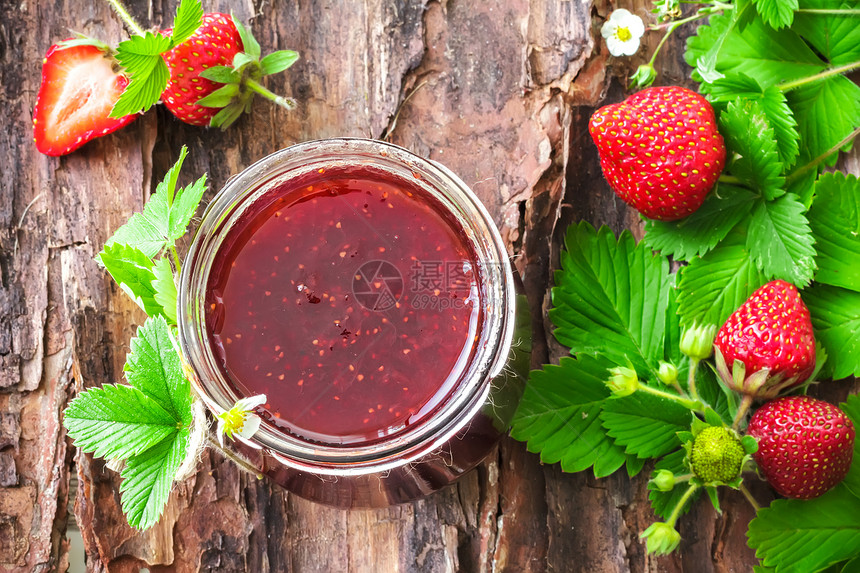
177,138 -> 516,475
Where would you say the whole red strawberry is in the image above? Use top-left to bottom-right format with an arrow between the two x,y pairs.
162,13 -> 298,128
747,396 -> 855,499
33,42 -> 137,156
588,86 -> 726,221
714,280 -> 816,398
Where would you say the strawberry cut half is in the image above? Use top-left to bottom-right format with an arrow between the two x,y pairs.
33,42 -> 137,156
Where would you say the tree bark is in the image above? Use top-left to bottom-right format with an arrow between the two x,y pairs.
1,0 -> 857,572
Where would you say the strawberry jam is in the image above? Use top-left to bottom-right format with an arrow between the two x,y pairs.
204,165 -> 483,445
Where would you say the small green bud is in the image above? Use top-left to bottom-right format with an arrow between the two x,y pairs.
657,361 -> 679,386
690,426 -> 745,484
606,365 -> 639,397
630,64 -> 657,88
652,469 -> 676,492
640,522 -> 681,556
680,322 -> 717,361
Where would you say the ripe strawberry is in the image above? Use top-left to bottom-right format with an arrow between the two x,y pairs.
161,13 -> 297,128
588,86 -> 726,221
33,42 -> 137,156
714,280 -> 816,398
747,396 -> 855,499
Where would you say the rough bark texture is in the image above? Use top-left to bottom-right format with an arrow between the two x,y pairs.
1,0 -> 858,572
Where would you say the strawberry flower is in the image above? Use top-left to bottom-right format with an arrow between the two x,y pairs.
601,9 -> 645,57
216,394 -> 267,448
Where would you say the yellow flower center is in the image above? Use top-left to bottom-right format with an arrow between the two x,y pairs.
616,26 -> 632,42
220,408 -> 246,433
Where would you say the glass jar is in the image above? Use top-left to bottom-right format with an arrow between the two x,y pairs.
177,138 -> 522,508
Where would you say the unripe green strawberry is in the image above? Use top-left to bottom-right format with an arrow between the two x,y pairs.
714,280 -> 816,398
747,396 -> 855,499
690,426 -> 745,484
588,86 -> 726,221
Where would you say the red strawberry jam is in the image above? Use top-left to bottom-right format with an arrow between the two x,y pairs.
204,165 -> 483,445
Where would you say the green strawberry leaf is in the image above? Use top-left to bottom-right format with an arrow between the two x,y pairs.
119,427 -> 190,530
805,283 -> 860,380
152,258 -> 178,324
643,184 -> 757,261
840,394 -> 860,500
124,316 -> 191,425
599,393 -> 693,459
550,222 -> 673,377
169,0 -> 204,47
510,355 -> 628,477
752,0 -> 798,29
709,74 -> 800,168
786,75 -> 860,167
648,449 -> 702,519
695,365 -> 735,425
260,50 -> 300,76
63,383 -> 179,461
808,172 -> 860,291
794,0 -> 860,66
99,243 -> 163,317
676,229 -> 768,327
747,194 -> 817,287
719,98 -> 785,199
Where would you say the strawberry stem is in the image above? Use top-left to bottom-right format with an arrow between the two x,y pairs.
105,0 -> 145,36
205,432 -> 263,479
777,60 -> 860,92
786,124 -> 860,184
667,483 -> 700,528
246,79 -> 297,110
638,383 -> 704,412
170,245 -> 182,274
732,394 -> 754,430
738,483 -> 761,512
687,358 -> 701,401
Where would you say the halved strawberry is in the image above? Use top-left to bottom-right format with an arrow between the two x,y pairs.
33,42 -> 137,156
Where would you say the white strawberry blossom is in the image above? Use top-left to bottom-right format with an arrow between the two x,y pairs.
601,9 -> 645,57
216,394 -> 267,449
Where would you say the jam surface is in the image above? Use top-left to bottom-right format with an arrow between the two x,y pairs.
205,165 -> 482,445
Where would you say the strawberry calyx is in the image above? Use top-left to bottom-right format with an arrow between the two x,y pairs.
713,346 -> 802,400
188,15 -> 298,129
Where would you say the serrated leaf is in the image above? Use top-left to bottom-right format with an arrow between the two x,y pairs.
794,0 -> 860,66
169,0 -> 203,47
747,194 -> 817,286
787,75 -> 860,166
195,84 -> 239,108
124,316 -> 191,424
120,427 -> 189,530
64,384 -> 179,461
685,12 -> 826,91
805,283 -> 860,380
550,222 -> 673,376
808,173 -> 860,291
152,258 -> 178,324
626,455 -> 647,478
719,98 -> 785,199
709,74 -> 800,168
753,0 -> 798,29
837,394 -> 860,499
510,355 -> 628,478
676,230 -> 768,327
644,184 -> 757,260
232,16 -> 261,60
600,392 -> 693,459
111,32 -> 173,117
748,484 -> 860,573
99,243 -> 163,317
260,50 -> 299,75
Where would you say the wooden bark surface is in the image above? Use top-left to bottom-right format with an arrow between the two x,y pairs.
1,0 -> 858,572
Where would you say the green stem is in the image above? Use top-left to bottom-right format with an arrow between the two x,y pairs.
732,394 -> 754,430
687,358 -> 700,402
786,124 -> 860,184
738,483 -> 762,512
673,473 -> 694,483
667,483 -> 701,527
638,383 -> 704,411
170,245 -> 182,275
718,174 -> 742,185
206,433 -> 263,479
778,60 -> 860,92
246,79 -> 297,110
648,4 -> 730,65
106,0 -> 145,36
